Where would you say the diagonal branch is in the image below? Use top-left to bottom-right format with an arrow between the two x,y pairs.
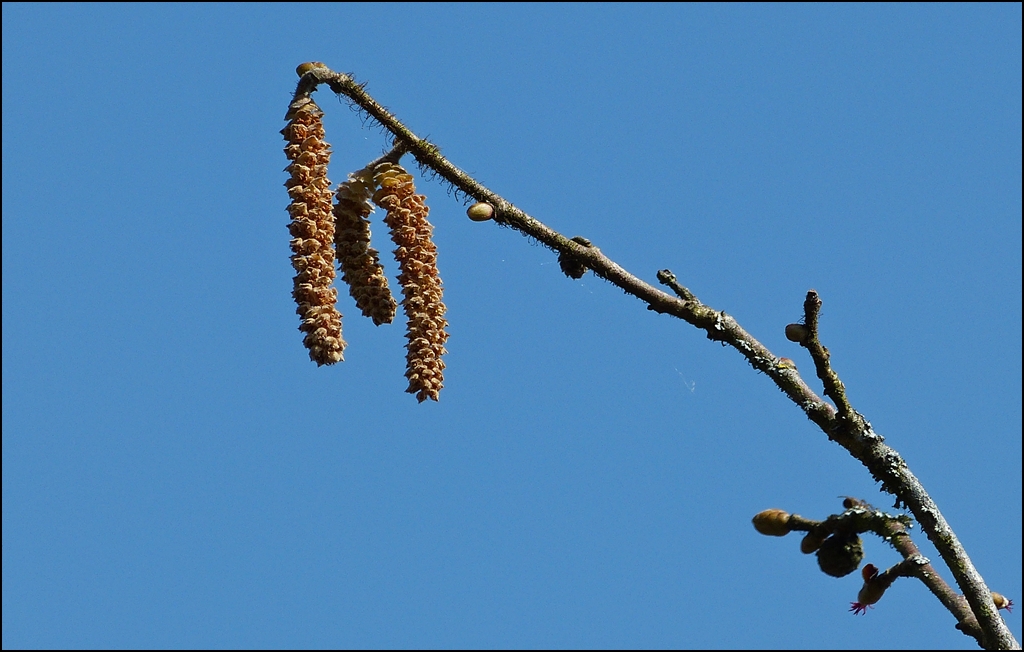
288,66 -> 1018,650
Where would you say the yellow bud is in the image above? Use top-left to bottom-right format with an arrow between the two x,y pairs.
296,61 -> 326,77
467,202 -> 494,222
752,509 -> 791,536
785,323 -> 809,343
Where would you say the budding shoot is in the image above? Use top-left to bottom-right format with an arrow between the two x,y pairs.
850,564 -> 886,615
992,592 -> 1014,612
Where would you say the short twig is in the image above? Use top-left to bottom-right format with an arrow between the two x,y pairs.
656,270 -> 695,302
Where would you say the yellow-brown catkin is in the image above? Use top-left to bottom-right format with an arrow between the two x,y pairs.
281,97 -> 345,365
372,163 -> 448,402
334,168 -> 397,326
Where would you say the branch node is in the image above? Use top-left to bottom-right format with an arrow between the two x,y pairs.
557,236 -> 593,279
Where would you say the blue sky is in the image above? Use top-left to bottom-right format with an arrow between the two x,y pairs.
2,3 -> 1020,649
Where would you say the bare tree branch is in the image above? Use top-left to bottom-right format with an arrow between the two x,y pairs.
287,66 -> 1018,650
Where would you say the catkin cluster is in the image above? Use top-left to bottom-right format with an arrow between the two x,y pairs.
282,97 -> 346,365
282,65 -> 450,401
334,168 -> 398,326
372,163 -> 449,402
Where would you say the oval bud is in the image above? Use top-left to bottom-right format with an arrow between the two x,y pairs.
296,62 -> 326,77
467,202 -> 494,222
785,323 -> 809,343
801,530 -> 828,554
752,509 -> 792,537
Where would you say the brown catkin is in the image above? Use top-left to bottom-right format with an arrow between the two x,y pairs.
371,163 -> 448,402
281,97 -> 345,365
334,168 -> 398,326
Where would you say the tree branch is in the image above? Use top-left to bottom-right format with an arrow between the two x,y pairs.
785,498 -> 987,640
289,66 -> 1018,650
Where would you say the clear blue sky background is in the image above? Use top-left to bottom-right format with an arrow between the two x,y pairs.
3,3 -> 1020,649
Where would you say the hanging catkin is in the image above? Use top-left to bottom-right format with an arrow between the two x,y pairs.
372,163 -> 448,402
334,168 -> 398,326
281,97 -> 346,365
